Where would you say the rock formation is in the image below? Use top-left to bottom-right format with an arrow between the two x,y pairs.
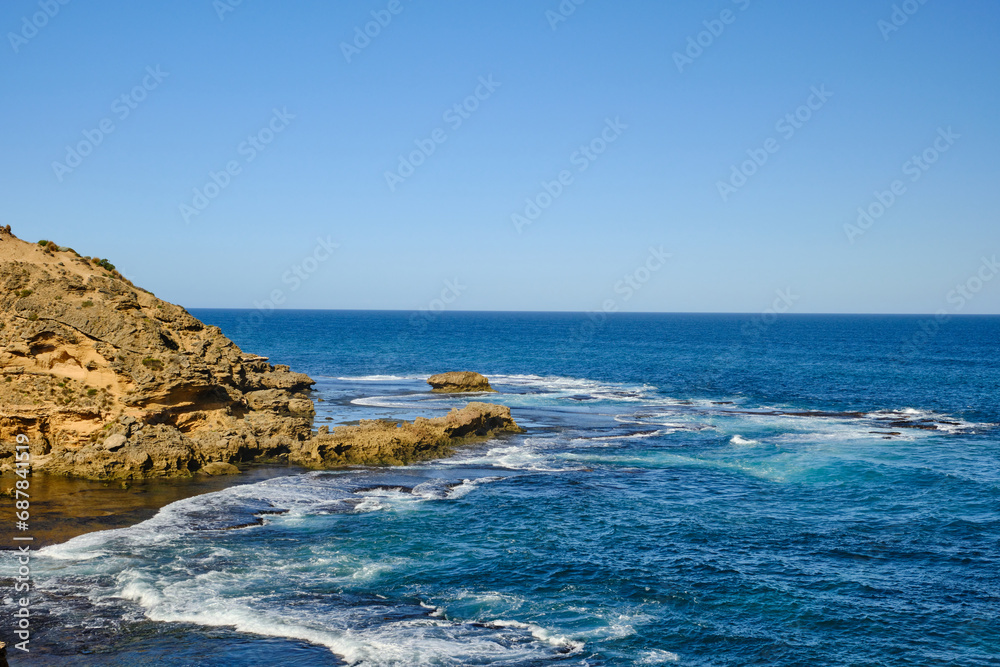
0,228 -> 523,480
294,402 -> 522,467
427,371 -> 496,393
0,228 -> 315,479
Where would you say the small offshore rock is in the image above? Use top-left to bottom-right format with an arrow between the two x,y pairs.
427,371 -> 496,393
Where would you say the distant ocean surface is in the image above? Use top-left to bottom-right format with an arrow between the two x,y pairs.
23,312 -> 1000,665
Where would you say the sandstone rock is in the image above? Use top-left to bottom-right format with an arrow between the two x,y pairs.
293,402 -> 522,467
103,434 -> 127,451
287,398 -> 314,415
0,228 -> 315,480
202,461 -> 240,476
127,451 -> 153,470
427,371 -> 496,393
245,389 -> 290,411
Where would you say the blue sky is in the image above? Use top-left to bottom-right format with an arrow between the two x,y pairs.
2,0 -> 998,314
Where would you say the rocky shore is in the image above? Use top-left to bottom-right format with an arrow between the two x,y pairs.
0,227 -> 521,481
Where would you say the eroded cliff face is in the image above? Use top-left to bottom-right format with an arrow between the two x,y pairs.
0,227 -> 315,479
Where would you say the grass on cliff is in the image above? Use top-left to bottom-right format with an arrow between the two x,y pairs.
141,357 -> 164,371
36,238 -> 128,282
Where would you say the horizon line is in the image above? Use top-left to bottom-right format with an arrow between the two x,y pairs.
185,308 -> 1000,317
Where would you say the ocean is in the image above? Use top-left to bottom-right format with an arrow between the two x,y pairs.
14,311 -> 1000,665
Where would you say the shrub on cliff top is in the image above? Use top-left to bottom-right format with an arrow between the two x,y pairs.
90,257 -> 116,272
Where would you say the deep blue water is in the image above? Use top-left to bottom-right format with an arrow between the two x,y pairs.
18,311 -> 1000,665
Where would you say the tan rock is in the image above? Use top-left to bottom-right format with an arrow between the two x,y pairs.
0,228 -> 315,480
287,398 -> 315,415
202,461 -> 241,475
103,434 -> 127,451
427,371 -> 496,393
294,401 -> 522,467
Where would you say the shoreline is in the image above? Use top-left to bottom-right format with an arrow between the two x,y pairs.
1,465 -> 309,550
2,394 -> 519,551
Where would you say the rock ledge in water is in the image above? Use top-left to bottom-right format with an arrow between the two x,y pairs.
427,371 -> 496,393
294,402 -> 522,467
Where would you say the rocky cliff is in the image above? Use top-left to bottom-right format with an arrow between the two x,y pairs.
0,227 -> 315,479
0,228 -> 522,480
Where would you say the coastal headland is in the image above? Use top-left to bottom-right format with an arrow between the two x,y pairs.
0,226 -> 520,542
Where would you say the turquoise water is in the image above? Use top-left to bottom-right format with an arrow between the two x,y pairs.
16,312 -> 1000,665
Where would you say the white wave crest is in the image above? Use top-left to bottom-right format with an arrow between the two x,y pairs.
639,648 -> 681,663
333,375 -> 424,382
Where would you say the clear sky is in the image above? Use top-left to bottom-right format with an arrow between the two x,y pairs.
2,0 -> 998,314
